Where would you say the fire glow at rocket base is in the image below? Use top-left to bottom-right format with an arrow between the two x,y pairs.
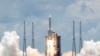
45,32 -> 61,56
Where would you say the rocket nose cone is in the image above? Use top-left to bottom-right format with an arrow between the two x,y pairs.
49,15 -> 51,18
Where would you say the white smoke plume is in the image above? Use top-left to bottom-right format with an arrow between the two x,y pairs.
62,40 -> 100,56
1,31 -> 100,56
0,31 -> 44,56
27,46 -> 44,56
78,40 -> 100,56
62,51 -> 72,56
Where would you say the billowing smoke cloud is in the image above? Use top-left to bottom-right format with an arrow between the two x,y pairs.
1,31 -> 100,56
78,40 -> 100,56
62,51 -> 72,56
62,40 -> 100,56
0,31 -> 44,56
27,46 -> 44,56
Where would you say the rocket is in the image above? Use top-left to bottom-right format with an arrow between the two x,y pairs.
45,15 -> 61,56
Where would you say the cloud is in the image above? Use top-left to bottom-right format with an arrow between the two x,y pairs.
66,0 -> 100,21
83,22 -> 100,39
0,0 -> 100,53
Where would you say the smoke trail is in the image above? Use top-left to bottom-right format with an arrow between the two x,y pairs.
0,31 -> 44,56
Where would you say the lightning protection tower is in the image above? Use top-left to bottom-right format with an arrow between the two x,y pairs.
72,20 -> 76,56
23,21 -> 27,56
32,22 -> 35,48
79,21 -> 82,52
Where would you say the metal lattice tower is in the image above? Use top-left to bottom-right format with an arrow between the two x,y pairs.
32,22 -> 35,48
79,21 -> 82,52
23,21 -> 27,56
72,20 -> 76,56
